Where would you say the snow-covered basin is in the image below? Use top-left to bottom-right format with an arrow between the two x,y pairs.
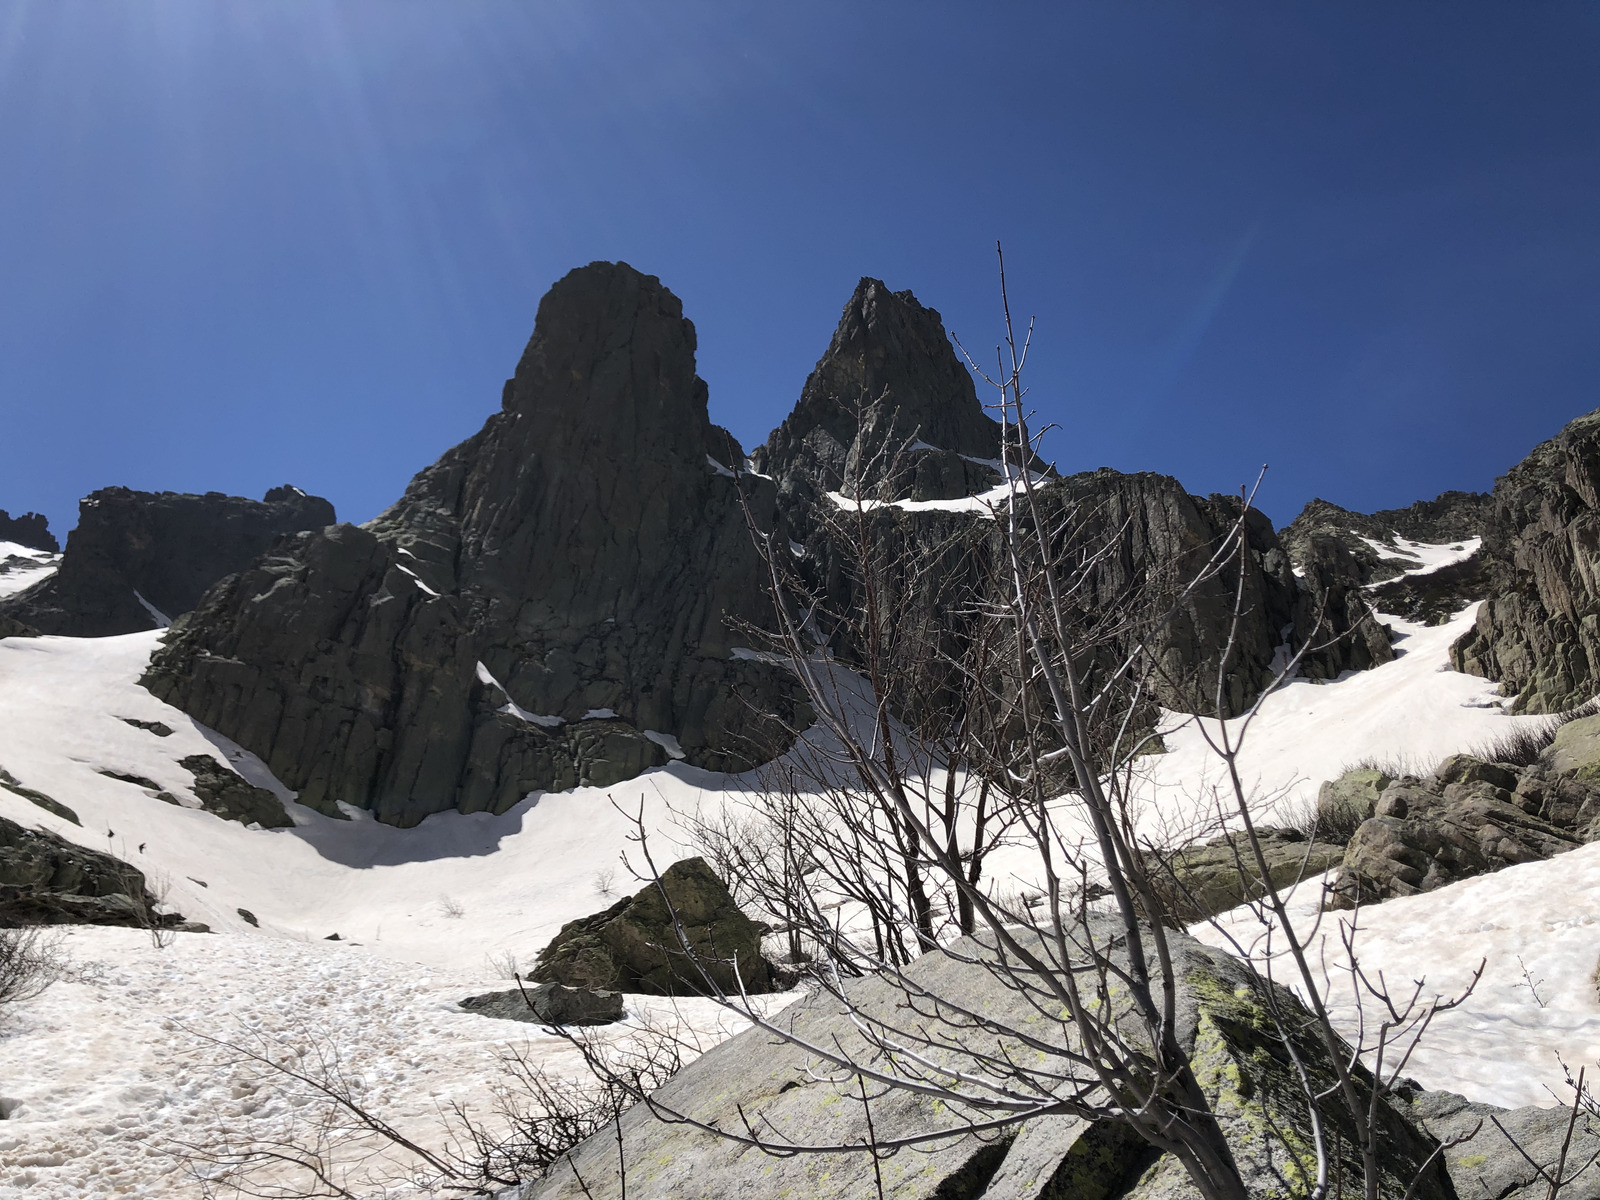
0,926 -> 770,1198
0,631 -> 745,965
0,587 -> 1593,1195
1136,601 -> 1531,832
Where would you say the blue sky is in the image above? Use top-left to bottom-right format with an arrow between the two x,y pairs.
0,2 -> 1595,535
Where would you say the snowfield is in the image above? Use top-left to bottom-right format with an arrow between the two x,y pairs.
2,925 -> 769,1198
2,545 -> 1597,1195
0,540 -> 59,601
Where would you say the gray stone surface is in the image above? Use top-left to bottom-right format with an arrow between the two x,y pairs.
532,856 -> 770,996
0,814 -> 165,927
1319,767 -> 1395,825
144,263 -> 805,826
1402,1085 -> 1600,1200
1547,713 -> 1600,779
1161,828 -> 1346,919
1452,407 -> 1600,712
459,982 -> 624,1026
1330,754 -> 1600,906
0,485 -> 334,637
526,921 -> 1448,1200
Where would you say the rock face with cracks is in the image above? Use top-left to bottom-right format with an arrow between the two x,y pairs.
0,814 -> 165,927
0,485 -> 334,637
531,856 -> 770,995
1452,407 -> 1600,712
143,263 -> 1401,821
144,263 -> 805,826
178,755 -> 291,828
1279,493 -> 1491,585
1329,751 -> 1600,906
752,276 -> 1018,513
526,920 -> 1450,1200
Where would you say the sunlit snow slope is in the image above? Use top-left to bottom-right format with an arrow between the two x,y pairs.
0,540 -> 58,601
3,536 -> 1597,1197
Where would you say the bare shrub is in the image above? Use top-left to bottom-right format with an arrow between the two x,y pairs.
162,1013 -> 692,1198
1282,788 -> 1367,845
0,925 -> 63,1009
437,894 -> 465,920
485,949 -> 522,980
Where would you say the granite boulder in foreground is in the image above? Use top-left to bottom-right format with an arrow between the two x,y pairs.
527,920 -> 1449,1200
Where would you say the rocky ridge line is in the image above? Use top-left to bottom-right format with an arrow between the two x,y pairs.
0,485 -> 335,637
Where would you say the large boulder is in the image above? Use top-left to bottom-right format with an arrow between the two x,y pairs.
1451,407 -> 1600,712
1318,767 -> 1395,826
144,263 -> 805,825
1402,1085 -> 1600,1200
0,485 -> 334,637
179,755 -> 291,828
0,815 -> 164,927
1159,828 -> 1346,919
531,857 -> 771,995
527,920 -> 1450,1200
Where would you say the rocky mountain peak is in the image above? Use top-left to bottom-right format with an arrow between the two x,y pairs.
753,277 -> 1009,507
0,509 -> 58,553
146,262 -> 803,826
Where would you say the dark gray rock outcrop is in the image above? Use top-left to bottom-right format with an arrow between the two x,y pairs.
1280,493 -> 1491,585
0,614 -> 38,641
528,920 -> 1450,1200
0,485 -> 335,637
145,263 -> 803,825
532,856 -> 770,995
459,982 -> 624,1026
1159,828 -> 1346,919
179,755 -> 291,828
759,281 -> 1391,723
1452,408 -> 1600,712
0,768 -> 79,825
0,815 -> 164,927
751,277 -> 1019,514
0,509 -> 58,553
1368,549 -> 1492,625
1329,753 -> 1600,906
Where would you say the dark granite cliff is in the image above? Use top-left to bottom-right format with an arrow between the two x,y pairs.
0,509 -> 58,553
141,265 -> 1400,823
1452,408 -> 1600,711
0,486 -> 334,637
144,263 -> 803,826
